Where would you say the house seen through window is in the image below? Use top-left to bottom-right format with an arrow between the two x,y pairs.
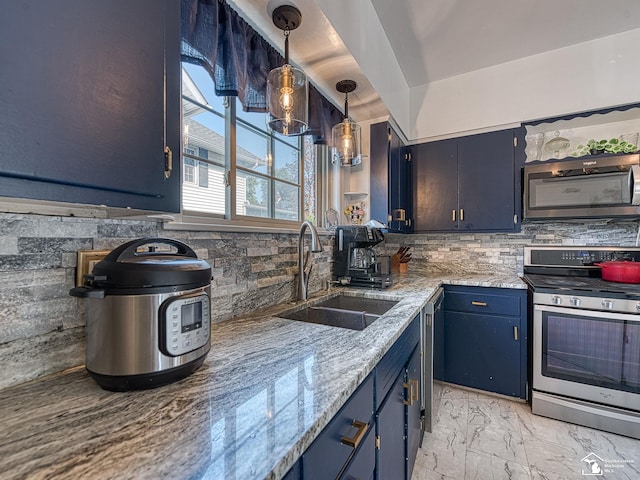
181,63 -> 320,225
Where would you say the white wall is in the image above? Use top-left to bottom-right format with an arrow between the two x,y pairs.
410,28 -> 640,141
315,0 -> 411,135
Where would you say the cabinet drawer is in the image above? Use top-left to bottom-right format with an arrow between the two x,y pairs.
375,315 -> 420,408
303,373 -> 374,480
340,426 -> 375,480
444,287 -> 521,316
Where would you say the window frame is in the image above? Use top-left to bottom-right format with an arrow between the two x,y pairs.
177,65 -> 327,232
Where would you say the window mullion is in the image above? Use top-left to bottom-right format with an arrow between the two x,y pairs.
226,96 -> 236,219
269,133 -> 275,219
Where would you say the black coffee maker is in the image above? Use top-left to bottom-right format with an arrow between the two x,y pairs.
333,226 -> 392,288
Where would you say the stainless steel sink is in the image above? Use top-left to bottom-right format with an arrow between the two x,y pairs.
278,295 -> 398,331
315,295 -> 398,316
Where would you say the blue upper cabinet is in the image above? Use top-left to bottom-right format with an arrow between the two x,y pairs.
0,0 -> 181,213
413,128 -> 523,232
370,122 -> 413,233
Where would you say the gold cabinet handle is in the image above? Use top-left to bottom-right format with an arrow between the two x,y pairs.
411,378 -> 419,402
471,301 -> 487,306
164,146 -> 173,179
404,378 -> 420,405
452,209 -> 456,222
403,382 -> 413,406
393,208 -> 406,221
460,208 -> 464,221
513,326 -> 519,341
340,420 -> 369,448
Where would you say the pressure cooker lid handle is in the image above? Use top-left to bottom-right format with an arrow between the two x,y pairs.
106,237 -> 198,262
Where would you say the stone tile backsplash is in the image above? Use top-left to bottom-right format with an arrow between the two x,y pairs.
0,213 -> 332,389
382,219 -> 640,276
1,213 -> 638,390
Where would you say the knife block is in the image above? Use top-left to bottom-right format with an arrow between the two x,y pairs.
391,254 -> 408,273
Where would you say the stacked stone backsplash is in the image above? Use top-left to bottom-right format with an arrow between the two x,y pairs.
3,213 -> 639,390
0,213 -> 333,390
382,219 -> 640,276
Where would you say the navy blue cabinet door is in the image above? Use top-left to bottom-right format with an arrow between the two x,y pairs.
370,122 -> 390,228
444,311 -> 521,397
406,346 -> 422,480
370,122 -> 412,233
413,139 -> 458,231
376,372 -> 406,480
457,129 -> 515,231
0,0 -> 180,212
341,427 -> 376,480
413,129 -> 518,232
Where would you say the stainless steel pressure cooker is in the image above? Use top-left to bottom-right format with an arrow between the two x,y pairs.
70,237 -> 212,391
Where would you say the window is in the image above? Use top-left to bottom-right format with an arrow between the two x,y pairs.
181,63 -> 323,227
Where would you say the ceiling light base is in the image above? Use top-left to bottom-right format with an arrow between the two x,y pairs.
272,5 -> 302,31
336,80 -> 357,94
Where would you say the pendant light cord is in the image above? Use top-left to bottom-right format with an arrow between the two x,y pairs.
344,92 -> 349,120
284,28 -> 290,64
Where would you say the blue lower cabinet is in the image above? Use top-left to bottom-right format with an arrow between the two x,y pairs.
376,372 -> 406,479
375,315 -> 422,480
302,374 -> 374,480
298,316 -> 422,480
405,347 -> 422,480
341,427 -> 376,480
442,286 -> 527,398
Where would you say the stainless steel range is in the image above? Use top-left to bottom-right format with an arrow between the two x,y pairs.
523,246 -> 640,439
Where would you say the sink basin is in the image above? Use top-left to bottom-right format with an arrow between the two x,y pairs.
278,295 -> 398,331
315,295 -> 398,316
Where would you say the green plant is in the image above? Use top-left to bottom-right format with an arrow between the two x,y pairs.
586,138 -> 638,154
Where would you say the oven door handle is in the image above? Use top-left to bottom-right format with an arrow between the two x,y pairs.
534,304 -> 640,322
631,164 -> 640,206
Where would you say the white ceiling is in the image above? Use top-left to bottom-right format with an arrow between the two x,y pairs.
230,0 -> 640,125
370,0 -> 640,87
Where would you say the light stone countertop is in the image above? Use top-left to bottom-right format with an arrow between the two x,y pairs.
0,272 -> 525,480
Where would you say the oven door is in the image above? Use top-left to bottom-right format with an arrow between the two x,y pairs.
533,304 -> 640,412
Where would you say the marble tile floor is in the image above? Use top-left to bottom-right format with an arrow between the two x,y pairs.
412,385 -> 640,480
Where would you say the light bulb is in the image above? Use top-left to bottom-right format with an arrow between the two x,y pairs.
341,121 -> 353,158
279,65 -> 294,112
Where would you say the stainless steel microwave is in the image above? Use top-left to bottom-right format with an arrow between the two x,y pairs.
523,153 -> 640,219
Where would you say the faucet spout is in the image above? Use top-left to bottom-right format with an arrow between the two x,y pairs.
298,220 -> 323,301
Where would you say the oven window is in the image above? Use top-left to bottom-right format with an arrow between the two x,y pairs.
541,311 -> 640,394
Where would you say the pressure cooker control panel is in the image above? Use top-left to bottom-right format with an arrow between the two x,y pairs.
161,293 -> 210,356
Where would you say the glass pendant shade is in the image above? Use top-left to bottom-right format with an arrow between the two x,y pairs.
266,5 -> 308,137
332,79 -> 361,167
332,118 -> 361,166
267,63 -> 308,136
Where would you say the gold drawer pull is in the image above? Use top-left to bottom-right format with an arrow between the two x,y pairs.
341,420 -> 369,448
471,301 -> 487,307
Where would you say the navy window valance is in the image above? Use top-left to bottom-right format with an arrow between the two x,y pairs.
180,0 -> 343,143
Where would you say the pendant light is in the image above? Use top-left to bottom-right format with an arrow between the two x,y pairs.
267,5 -> 308,136
332,80 -> 361,167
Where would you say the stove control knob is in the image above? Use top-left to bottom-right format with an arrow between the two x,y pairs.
570,297 -> 581,307
551,295 -> 562,305
602,299 -> 614,310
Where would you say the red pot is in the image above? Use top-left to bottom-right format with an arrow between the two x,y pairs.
596,261 -> 640,283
